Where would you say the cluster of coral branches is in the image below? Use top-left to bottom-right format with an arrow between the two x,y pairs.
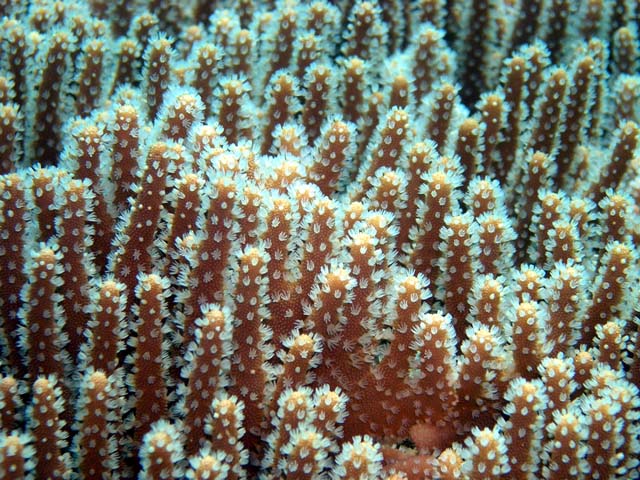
1,0 -> 640,478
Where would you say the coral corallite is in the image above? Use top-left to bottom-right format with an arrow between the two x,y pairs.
1,0 -> 640,479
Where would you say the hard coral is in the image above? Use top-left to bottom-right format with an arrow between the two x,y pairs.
0,0 -> 639,479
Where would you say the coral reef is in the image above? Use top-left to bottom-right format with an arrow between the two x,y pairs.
0,0 -> 639,478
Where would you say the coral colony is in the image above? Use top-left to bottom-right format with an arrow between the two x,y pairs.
1,0 -> 640,478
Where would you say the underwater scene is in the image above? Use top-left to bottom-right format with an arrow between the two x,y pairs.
0,0 -> 639,478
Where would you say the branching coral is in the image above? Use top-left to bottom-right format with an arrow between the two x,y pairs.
0,0 -> 640,479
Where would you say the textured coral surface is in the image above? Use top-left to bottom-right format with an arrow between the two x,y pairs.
0,0 -> 640,479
